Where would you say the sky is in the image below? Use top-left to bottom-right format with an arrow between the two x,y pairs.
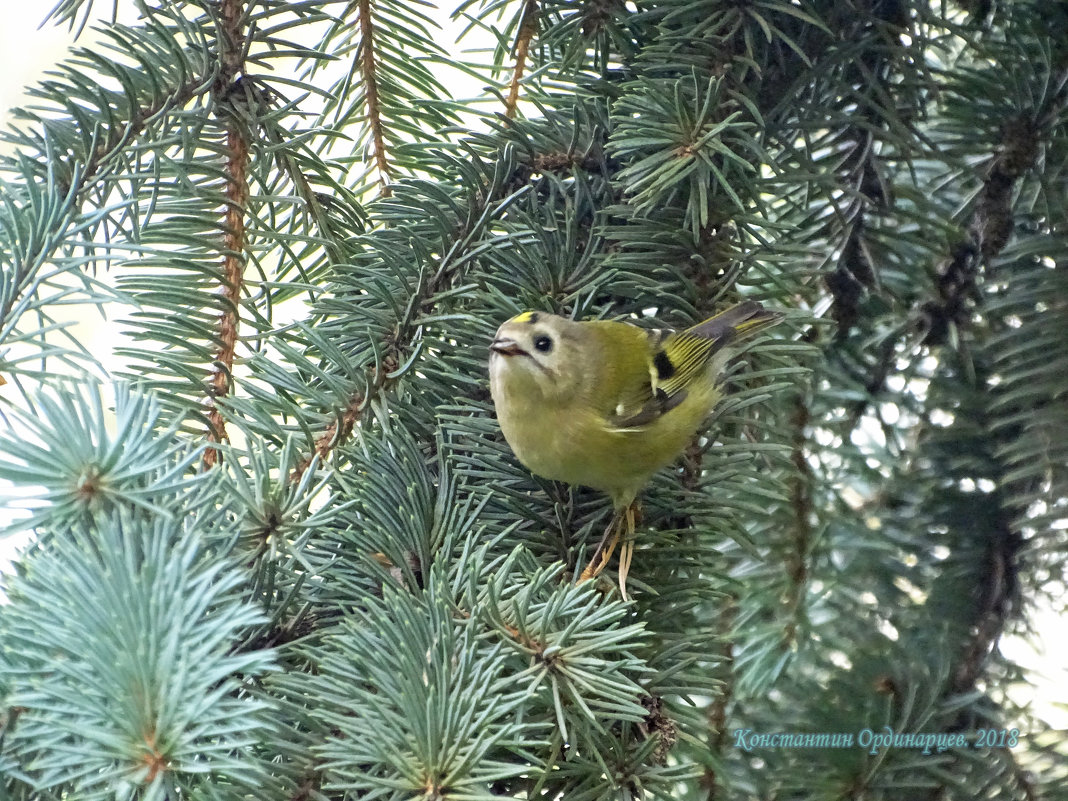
0,5 -> 80,128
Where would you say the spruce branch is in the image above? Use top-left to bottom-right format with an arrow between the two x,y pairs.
852,64 -> 1068,419
0,513 -> 277,797
291,389 -> 367,482
0,383 -> 201,533
1,2 -> 1066,798
358,0 -> 393,196
505,0 -> 539,119
204,0 -> 253,469
920,56 -> 1068,343
290,162 -> 528,481
293,570 -> 536,799
950,509 -> 1018,696
0,33 -> 209,354
920,113 -> 1046,346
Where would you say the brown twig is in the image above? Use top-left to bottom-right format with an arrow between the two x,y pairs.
849,69 -> 1067,425
358,0 -> 392,196
951,493 -> 1019,695
783,393 -> 812,646
920,113 -> 1043,347
288,235 -> 470,482
702,599 -> 736,800
140,729 -> 168,781
203,0 -> 251,470
290,388 -> 368,482
505,0 -> 539,120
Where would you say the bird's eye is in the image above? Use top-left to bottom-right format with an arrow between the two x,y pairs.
533,335 -> 553,353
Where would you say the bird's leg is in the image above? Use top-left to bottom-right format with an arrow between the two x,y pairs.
579,501 -> 640,600
617,503 -> 637,602
579,511 -> 623,582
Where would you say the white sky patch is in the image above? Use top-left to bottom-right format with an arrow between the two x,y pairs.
1002,594 -> 1068,730
0,7 -> 79,129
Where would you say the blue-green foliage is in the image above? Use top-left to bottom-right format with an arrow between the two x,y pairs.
0,0 -> 1066,800
0,512 -> 276,800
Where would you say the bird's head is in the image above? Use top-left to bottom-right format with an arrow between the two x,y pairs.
488,311 -> 583,402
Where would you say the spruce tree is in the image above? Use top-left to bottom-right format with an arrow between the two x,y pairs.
0,1 -> 1065,799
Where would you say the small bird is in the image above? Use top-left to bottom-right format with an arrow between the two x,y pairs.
488,301 -> 782,598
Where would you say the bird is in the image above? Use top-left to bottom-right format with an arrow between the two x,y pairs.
488,300 -> 782,598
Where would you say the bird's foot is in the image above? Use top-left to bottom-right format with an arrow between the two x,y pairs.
579,501 -> 639,601
580,513 -> 622,582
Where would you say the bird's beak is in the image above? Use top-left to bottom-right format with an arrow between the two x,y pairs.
490,338 -> 526,357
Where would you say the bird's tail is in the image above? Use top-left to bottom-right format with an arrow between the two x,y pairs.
685,300 -> 783,346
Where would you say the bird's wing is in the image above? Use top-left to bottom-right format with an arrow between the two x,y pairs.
605,332 -> 710,431
604,301 -> 772,431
